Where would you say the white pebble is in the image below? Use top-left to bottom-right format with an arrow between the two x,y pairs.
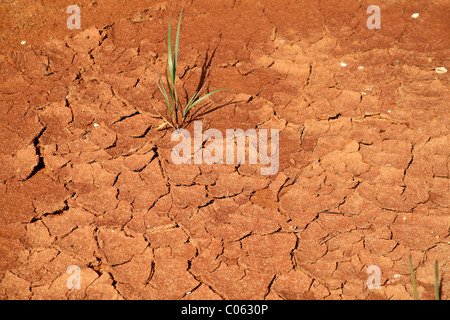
93,123 -> 100,127
411,13 -> 419,18
340,62 -> 347,67
21,40 -> 26,45
358,66 -> 364,70
435,67 -> 447,74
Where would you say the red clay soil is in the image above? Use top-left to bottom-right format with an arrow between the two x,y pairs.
0,0 -> 449,300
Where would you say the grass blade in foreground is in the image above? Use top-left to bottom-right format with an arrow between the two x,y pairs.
434,261 -> 440,300
408,254 -> 418,300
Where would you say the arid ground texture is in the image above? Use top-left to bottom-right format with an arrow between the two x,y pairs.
0,0 -> 449,300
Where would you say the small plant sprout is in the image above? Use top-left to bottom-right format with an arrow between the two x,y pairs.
153,7 -> 226,129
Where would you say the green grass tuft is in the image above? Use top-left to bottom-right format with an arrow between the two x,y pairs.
153,6 -> 226,129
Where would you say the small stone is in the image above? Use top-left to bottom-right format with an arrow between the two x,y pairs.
340,62 -> 347,67
411,13 -> 419,18
435,67 -> 447,74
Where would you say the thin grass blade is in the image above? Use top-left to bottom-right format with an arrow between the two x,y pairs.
151,104 -> 174,129
435,261 -> 440,300
408,254 -> 418,300
165,68 -> 175,101
173,7 -> 183,84
156,120 -> 171,130
167,14 -> 174,85
183,92 -> 201,117
183,89 -> 227,115
156,82 -> 172,116
153,68 -> 173,116
183,83 -> 206,116
186,89 -> 226,112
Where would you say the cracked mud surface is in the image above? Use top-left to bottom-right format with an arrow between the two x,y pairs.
0,0 -> 449,300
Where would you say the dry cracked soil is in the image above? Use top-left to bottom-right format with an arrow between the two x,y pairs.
0,0 -> 449,300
